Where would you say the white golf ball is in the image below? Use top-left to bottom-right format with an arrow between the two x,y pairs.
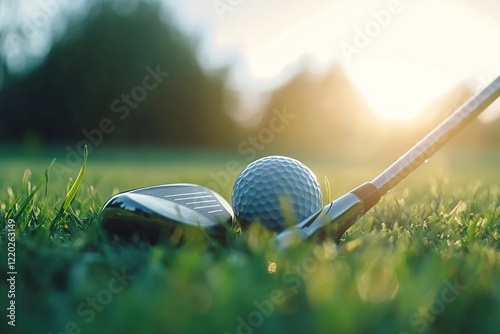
232,156 -> 322,232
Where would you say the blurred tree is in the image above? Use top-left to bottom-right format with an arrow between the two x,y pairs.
253,66 -> 379,156
0,0 -> 238,148
253,66 -> 500,157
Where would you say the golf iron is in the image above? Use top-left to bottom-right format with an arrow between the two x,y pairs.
275,75 -> 500,248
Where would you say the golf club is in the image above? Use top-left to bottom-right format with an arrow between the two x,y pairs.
275,75 -> 500,248
100,184 -> 233,244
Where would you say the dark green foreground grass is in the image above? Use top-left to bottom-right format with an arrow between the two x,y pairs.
1,149 -> 499,334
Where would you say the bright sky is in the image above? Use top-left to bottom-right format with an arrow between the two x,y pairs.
4,0 -> 500,121
164,0 -> 500,121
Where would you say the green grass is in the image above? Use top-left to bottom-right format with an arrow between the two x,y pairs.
1,147 -> 500,334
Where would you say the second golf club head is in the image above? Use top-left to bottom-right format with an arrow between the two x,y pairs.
100,184 -> 234,245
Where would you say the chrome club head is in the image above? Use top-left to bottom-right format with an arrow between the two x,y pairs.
100,184 -> 234,245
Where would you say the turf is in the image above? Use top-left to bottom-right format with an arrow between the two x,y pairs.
1,147 -> 499,334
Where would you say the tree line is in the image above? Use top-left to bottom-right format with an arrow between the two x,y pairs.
1,0 -> 498,155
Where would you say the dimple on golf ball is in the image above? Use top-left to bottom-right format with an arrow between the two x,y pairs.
231,156 -> 322,232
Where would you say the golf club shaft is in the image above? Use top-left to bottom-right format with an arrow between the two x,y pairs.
372,76 -> 500,196
276,75 -> 500,248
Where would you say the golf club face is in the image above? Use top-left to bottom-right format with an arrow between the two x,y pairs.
274,193 -> 365,249
274,183 -> 379,249
100,184 -> 234,245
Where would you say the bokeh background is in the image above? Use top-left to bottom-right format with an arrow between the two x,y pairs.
1,0 -> 500,191
2,2 -> 500,334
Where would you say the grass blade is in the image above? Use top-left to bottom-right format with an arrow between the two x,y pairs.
324,176 -> 332,203
45,158 -> 56,198
10,160 -> 56,222
51,146 -> 88,234
62,146 -> 87,211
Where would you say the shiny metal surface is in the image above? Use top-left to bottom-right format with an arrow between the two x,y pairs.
275,193 -> 364,248
100,184 -> 233,244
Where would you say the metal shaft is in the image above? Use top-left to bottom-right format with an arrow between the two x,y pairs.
372,76 -> 500,196
275,75 -> 500,248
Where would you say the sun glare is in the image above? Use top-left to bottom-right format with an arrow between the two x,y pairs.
347,60 -> 453,121
175,0 -> 500,121
341,0 -> 500,121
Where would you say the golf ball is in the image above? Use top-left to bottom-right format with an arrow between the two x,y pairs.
232,156 -> 322,232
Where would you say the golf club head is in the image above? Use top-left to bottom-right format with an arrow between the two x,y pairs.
275,183 -> 380,249
274,194 -> 364,249
100,184 -> 234,245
